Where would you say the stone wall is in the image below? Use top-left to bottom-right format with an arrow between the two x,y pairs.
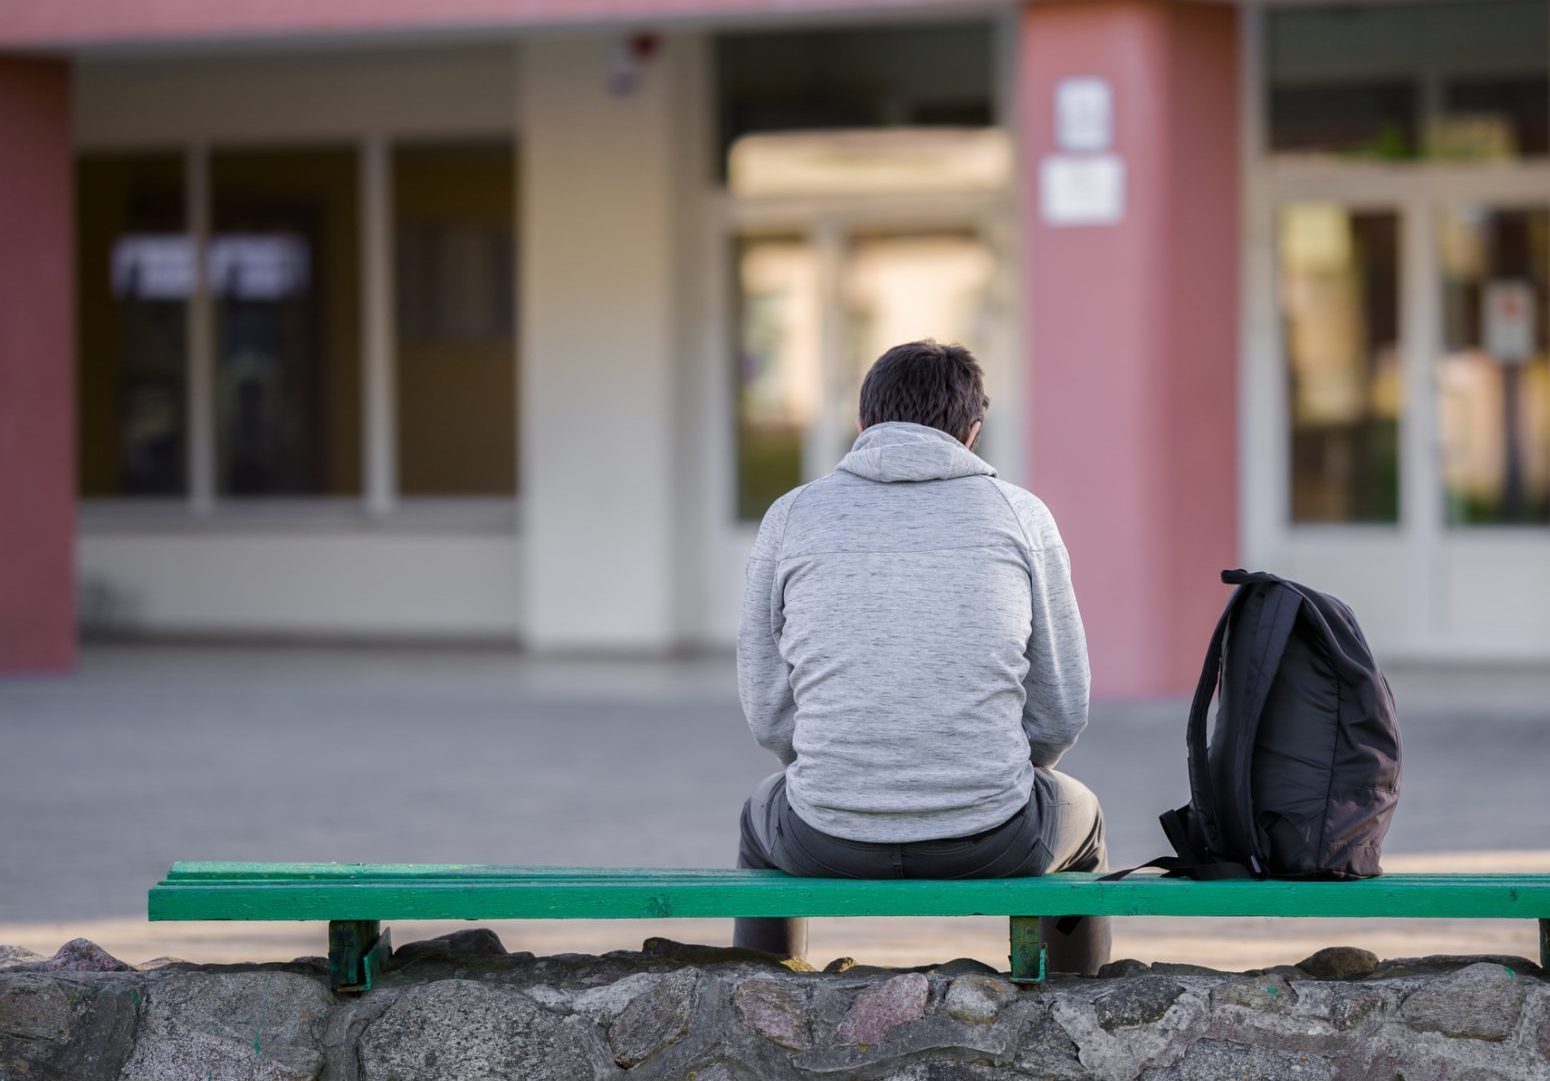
3,934 -> 1548,1080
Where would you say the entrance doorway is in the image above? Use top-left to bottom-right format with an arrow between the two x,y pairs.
1247,0 -> 1550,658
731,224 -> 1011,521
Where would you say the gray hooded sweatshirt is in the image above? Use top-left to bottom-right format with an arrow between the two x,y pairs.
737,421 -> 1091,843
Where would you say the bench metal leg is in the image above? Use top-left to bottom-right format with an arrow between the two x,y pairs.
329,920 -> 392,994
1009,916 -> 1046,984
1539,919 -> 1548,972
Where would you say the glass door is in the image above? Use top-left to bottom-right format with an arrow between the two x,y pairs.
1277,202 -> 1404,527
1263,188 -> 1550,654
1436,205 -> 1550,527
732,223 -> 1007,524
1252,0 -> 1550,660
1432,198 -> 1550,644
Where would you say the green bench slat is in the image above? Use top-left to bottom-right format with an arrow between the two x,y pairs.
149,864 -> 1550,924
161,862 -> 796,881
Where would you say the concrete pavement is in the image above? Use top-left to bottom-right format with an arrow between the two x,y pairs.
1,644 -> 1546,969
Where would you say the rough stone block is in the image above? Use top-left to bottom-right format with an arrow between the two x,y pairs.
1297,946 -> 1379,981
607,967 -> 700,1067
41,938 -> 132,973
836,972 -> 930,1046
734,976 -> 810,1050
1093,975 -> 1186,1031
944,974 -> 1014,1024
357,979 -> 612,1080
120,970 -> 331,1081
1399,961 -> 1526,1042
0,972 -> 141,1081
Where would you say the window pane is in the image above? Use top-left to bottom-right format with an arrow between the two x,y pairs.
211,148 -> 360,496
394,142 -> 517,496
1438,207 -> 1550,525
840,232 -> 996,454
735,237 -> 819,521
77,154 -> 188,496
1441,77 -> 1550,161
716,22 -> 994,178
1268,1 -> 1548,162
1269,82 -> 1418,160
1279,205 -> 1402,523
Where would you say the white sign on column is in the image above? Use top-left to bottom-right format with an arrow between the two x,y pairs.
1055,77 -> 1113,152
1042,76 -> 1124,228
1040,156 -> 1125,227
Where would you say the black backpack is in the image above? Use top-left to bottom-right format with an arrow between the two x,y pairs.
1155,569 -> 1402,881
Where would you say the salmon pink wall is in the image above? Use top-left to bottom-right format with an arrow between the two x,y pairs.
3,0 -> 988,48
1021,1 -> 1239,698
0,58 -> 75,674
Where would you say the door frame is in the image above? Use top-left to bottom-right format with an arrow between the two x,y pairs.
1241,4 -> 1550,658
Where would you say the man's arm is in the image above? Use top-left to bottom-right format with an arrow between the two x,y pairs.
1021,528 -> 1091,768
737,494 -> 797,765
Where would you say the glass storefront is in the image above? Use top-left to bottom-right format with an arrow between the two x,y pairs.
76,141 -> 519,508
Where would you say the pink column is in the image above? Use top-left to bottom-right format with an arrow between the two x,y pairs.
1020,1 -> 1239,698
0,58 -> 74,674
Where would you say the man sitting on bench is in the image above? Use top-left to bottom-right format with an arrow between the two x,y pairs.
734,339 -> 1111,976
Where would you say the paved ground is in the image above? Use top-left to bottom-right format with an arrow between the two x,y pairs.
1,644 -> 1547,969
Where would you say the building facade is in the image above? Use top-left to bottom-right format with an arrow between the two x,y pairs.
0,0 -> 1546,696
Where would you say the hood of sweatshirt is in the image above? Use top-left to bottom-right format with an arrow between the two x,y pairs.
835,421 -> 996,484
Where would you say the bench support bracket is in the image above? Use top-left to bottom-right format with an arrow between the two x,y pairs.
1009,916 -> 1046,984
329,920 -> 392,994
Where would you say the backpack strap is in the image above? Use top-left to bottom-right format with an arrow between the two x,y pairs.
1160,571 -> 1300,880
1096,855 -> 1255,884
1178,589 -> 1239,867
1219,574 -> 1303,875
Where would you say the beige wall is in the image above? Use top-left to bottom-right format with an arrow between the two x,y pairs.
517,35 -> 699,651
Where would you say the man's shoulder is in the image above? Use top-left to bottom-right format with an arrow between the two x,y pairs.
764,477 -> 826,521
765,471 -> 853,521
984,478 -> 1065,552
750,478 -> 830,558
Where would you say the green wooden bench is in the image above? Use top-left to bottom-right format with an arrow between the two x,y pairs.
149,861 -> 1550,993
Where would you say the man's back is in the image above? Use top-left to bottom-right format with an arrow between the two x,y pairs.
738,421 -> 1090,843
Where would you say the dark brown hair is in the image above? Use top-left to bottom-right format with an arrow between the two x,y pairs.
858,339 -> 988,444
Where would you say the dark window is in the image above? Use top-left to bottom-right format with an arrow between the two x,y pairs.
77,154 -> 189,497
394,142 -> 518,496
716,23 -> 995,177
210,148 -> 361,497
1268,1 -> 1548,162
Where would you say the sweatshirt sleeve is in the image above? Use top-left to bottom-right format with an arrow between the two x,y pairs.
1018,505 -> 1091,768
737,493 -> 798,765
